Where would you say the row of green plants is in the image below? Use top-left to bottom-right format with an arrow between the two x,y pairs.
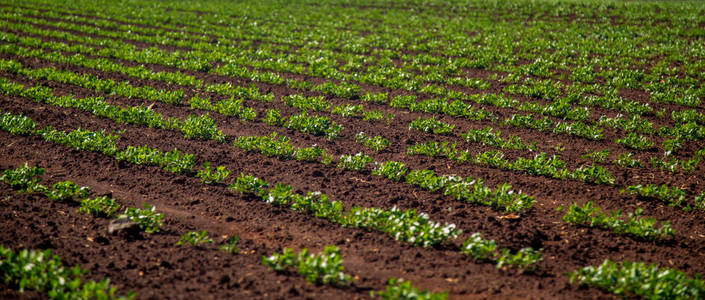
262,246 -> 352,286
231,132 -> 535,213
0,63 -> 226,142
262,246 -> 448,299
229,173 -> 461,247
570,259 -> 705,299
0,245 -> 134,300
227,170 -> 541,270
1,163 -> 164,233
461,233 -> 542,272
407,141 -> 616,185
560,202 -> 674,241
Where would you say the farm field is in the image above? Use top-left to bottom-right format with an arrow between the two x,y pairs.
1,0 -> 705,298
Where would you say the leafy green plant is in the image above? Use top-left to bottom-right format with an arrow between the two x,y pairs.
371,278 -> 447,300
553,121 -> 604,140
462,233 -> 497,261
409,117 -> 454,135
561,202 -> 674,240
331,104 -> 363,117
571,164 -> 615,185
694,192 -> 705,211
264,183 -> 297,206
284,112 -> 343,139
462,127 -> 535,150
77,196 -> 121,218
0,245 -> 133,299
496,247 -> 542,271
570,260 -> 705,299
116,146 -> 195,174
220,236 -> 240,254
283,94 -> 329,112
40,128 -> 120,156
46,181 -> 90,202
121,204 -> 164,234
581,149 -> 610,163
0,112 -> 36,135
295,145 -> 329,163
616,132 -> 654,150
1,163 -> 46,192
356,132 -> 390,152
614,152 -> 643,168
262,246 -> 352,286
228,174 -> 269,197
624,184 -> 686,207
213,97 -> 257,120
263,108 -> 284,126
177,230 -> 214,247
362,110 -> 384,121
180,114 -> 225,142
372,161 -> 408,181
342,206 -> 461,247
362,92 -> 388,104
338,152 -> 374,171
195,162 -> 231,185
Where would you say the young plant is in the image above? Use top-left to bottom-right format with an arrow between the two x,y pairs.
356,132 -> 390,152
0,246 -> 133,299
77,196 -> 121,218
284,112 -> 343,139
570,259 -> 705,299
180,114 -> 225,142
581,149 -> 610,163
371,278 -> 447,300
561,202 -> 674,241
496,247 -> 543,272
461,233 -> 497,261
263,109 -> 284,126
362,110 -> 384,121
177,230 -> 214,247
409,117 -> 454,135
0,112 -> 36,135
1,163 -> 46,192
228,174 -> 269,197
614,152 -> 643,168
283,94 -> 329,112
616,132 -> 654,150
342,206 -> 461,247
220,236 -> 240,254
571,164 -> 615,185
46,181 -> 91,202
195,162 -> 231,185
624,184 -> 686,207
262,246 -> 352,286
338,152 -> 374,171
331,104 -> 363,117
372,161 -> 408,181
121,204 -> 164,234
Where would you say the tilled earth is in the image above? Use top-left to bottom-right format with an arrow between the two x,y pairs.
2,1 -> 705,299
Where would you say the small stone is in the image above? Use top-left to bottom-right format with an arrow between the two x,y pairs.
108,217 -> 140,234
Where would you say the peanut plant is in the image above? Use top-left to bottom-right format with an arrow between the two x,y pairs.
262,246 -> 352,286
561,202 -> 674,241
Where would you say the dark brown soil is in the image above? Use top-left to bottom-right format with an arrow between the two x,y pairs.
2,1 -> 705,299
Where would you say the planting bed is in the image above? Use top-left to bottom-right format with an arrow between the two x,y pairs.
1,0 -> 705,299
